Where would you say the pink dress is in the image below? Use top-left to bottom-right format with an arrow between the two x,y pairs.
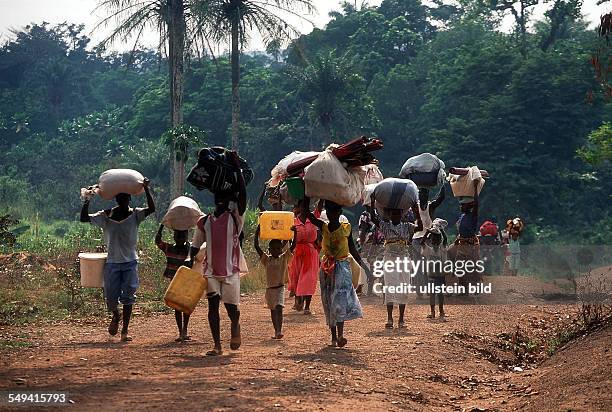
288,216 -> 320,296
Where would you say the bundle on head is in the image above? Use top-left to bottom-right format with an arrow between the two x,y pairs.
187,146 -> 253,194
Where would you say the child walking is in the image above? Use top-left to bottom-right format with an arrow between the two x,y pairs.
421,219 -> 448,320
369,195 -> 422,329
155,224 -> 191,342
190,151 -> 247,356
310,201 -> 370,348
254,225 -> 297,339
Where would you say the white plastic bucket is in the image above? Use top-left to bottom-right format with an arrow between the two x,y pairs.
78,252 -> 107,288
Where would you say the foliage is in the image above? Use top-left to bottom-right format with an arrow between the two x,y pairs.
162,124 -> 208,162
0,3 -> 611,243
578,122 -> 612,164
0,214 -> 19,248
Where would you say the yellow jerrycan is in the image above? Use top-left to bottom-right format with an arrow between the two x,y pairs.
164,266 -> 208,314
258,211 -> 294,240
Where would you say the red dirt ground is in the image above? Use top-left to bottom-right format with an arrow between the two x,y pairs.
1,284 -> 610,411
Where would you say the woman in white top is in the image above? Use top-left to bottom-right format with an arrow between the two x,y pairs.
370,195 -> 422,329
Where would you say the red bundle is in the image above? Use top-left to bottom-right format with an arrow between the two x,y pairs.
286,136 -> 383,176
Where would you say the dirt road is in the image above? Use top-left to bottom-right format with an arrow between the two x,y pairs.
1,292 -> 610,411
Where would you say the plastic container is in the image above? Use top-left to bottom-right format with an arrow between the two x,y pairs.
284,177 -> 305,200
259,211 -> 295,240
164,266 -> 208,315
78,252 -> 107,288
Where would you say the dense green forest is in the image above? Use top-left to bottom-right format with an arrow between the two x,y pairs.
0,1 -> 610,243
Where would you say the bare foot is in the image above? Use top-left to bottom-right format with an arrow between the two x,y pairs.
385,322 -> 393,329
120,333 -> 132,342
175,336 -> 183,342
337,337 -> 348,348
427,313 -> 435,319
275,332 -> 284,340
328,340 -> 338,347
398,321 -> 406,329
206,347 -> 223,356
230,322 -> 241,350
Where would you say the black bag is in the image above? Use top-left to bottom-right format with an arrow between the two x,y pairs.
187,147 -> 253,193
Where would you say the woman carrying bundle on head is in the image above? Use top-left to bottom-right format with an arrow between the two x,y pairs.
369,194 -> 422,329
309,201 -> 370,348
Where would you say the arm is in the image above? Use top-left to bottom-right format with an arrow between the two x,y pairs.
80,200 -> 91,223
189,222 -> 205,262
308,211 -> 325,229
315,199 -> 324,215
230,152 -> 247,215
155,224 -> 164,248
411,204 -> 423,233
254,225 -> 264,257
348,234 -> 370,276
289,226 -> 298,253
143,178 -> 156,216
441,229 -> 448,247
369,195 -> 380,226
429,185 -> 446,215
257,183 -> 267,212
472,180 -> 479,216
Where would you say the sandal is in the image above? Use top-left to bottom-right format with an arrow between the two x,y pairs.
328,340 -> 338,348
175,336 -> 184,342
427,314 -> 435,319
230,323 -> 241,350
398,321 -> 407,329
385,322 -> 393,329
303,309 -> 312,315
120,333 -> 133,342
337,337 -> 348,348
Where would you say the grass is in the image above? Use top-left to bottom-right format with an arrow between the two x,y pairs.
0,209 -> 269,326
0,339 -> 32,350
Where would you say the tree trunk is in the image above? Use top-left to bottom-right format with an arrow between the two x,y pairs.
168,0 -> 186,198
231,15 -> 241,151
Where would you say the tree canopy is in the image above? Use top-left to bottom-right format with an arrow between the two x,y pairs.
0,1 -> 610,242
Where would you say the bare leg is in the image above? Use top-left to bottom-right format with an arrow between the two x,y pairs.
386,304 -> 394,328
175,310 -> 183,341
225,303 -> 241,350
398,304 -> 406,327
206,295 -> 222,355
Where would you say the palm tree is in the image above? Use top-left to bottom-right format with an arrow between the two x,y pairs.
294,51 -> 354,144
96,0 -> 188,198
192,0 -> 316,150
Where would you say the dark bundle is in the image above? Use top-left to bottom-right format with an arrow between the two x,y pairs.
187,147 -> 253,193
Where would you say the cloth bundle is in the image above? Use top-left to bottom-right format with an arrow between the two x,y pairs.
400,153 -> 446,187
372,178 -> 419,213
161,196 -> 204,231
187,147 -> 253,194
285,136 -> 383,177
303,150 -> 365,207
80,169 -> 145,202
447,166 -> 485,199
